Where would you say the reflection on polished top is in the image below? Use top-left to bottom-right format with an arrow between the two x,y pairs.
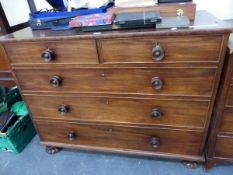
0,11 -> 232,42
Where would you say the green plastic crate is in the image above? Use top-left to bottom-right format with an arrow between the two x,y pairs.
0,115 -> 36,153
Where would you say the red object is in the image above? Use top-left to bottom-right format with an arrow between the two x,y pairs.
69,13 -> 114,27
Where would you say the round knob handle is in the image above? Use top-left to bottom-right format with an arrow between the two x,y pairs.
150,109 -> 162,118
41,48 -> 55,62
58,104 -> 70,114
150,137 -> 160,148
67,131 -> 77,141
152,43 -> 165,61
151,77 -> 163,90
50,76 -> 62,88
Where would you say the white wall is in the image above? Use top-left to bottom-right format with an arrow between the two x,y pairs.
0,0 -> 30,26
34,0 -> 51,10
193,0 -> 233,19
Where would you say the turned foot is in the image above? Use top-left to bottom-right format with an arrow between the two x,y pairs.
45,146 -> 61,154
182,161 -> 200,169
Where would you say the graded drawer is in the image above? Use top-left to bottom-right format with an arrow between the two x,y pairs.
25,95 -> 209,129
4,40 -> 99,65
15,68 -> 216,97
36,121 -> 203,156
215,135 -> 233,159
219,107 -> 233,133
99,36 -> 222,63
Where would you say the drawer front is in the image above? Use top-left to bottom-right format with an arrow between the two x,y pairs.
226,85 -> 233,107
215,136 -> 233,159
4,40 -> 99,65
219,107 -> 233,133
25,95 -> 209,129
0,45 -> 9,70
36,121 -> 203,156
15,68 -> 216,97
99,36 -> 222,63
0,71 -> 15,88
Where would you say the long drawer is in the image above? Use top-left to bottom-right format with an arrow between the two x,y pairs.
99,36 -> 222,63
4,39 -> 99,65
15,68 -> 216,97
35,121 -> 203,156
25,95 -> 209,129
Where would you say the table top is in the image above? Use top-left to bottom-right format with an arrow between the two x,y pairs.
0,10 -> 232,43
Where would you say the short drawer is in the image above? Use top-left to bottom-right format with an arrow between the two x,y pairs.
99,36 -> 222,63
215,135 -> 233,159
4,39 -> 99,65
25,95 -> 209,129
219,107 -> 233,133
15,67 -> 216,97
35,121 -> 203,156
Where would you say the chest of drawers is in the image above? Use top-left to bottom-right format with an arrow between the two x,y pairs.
206,34 -> 233,169
0,11 -> 231,166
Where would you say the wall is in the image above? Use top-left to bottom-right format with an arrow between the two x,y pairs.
0,0 -> 30,26
193,0 -> 233,19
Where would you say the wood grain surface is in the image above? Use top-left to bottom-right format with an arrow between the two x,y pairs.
25,95 -> 209,129
4,39 -> 99,65
99,36 -> 222,63
15,67 -> 216,97
35,120 -> 203,156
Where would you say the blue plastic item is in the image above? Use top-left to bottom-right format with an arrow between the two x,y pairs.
29,2 -> 114,30
46,0 -> 65,9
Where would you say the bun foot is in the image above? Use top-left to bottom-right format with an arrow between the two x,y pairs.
45,146 -> 61,154
204,159 -> 221,171
182,161 -> 200,169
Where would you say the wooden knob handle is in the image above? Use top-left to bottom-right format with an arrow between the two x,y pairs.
67,131 -> 77,141
50,76 -> 62,88
41,48 -> 55,62
152,43 -> 165,61
151,77 -> 163,90
150,137 -> 160,148
151,109 -> 162,118
58,104 -> 70,114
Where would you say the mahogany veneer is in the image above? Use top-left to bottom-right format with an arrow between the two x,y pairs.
0,10 -> 232,164
206,34 -> 233,169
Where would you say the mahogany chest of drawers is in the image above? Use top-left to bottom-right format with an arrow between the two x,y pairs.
206,34 -> 233,169
0,11 -> 231,166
